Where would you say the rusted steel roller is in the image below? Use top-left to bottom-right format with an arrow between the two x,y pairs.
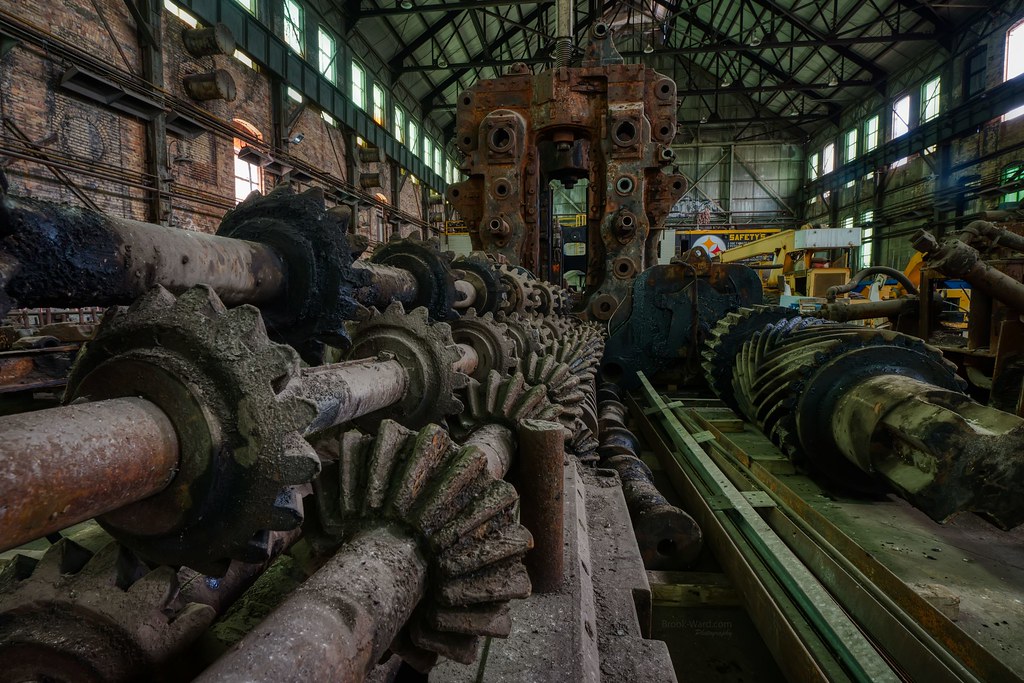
200,420 -> 533,681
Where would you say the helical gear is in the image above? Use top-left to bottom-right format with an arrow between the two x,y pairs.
449,308 -> 518,381
701,305 -> 802,413
347,303 -> 468,429
312,420 -> 533,665
0,535 -> 216,682
518,352 -> 586,431
64,285 -> 320,574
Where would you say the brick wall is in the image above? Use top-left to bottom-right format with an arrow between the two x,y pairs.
0,0 -> 424,236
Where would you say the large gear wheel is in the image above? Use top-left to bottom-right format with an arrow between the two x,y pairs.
64,285 -> 321,574
496,264 -> 540,315
312,420 -> 533,666
346,303 -> 467,429
449,308 -> 517,381
452,252 -> 507,315
0,535 -> 216,682
453,370 -> 561,439
496,311 -> 548,359
371,237 -> 458,321
216,185 -> 369,355
701,304 -> 802,413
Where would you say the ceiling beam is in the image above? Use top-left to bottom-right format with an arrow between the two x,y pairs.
387,9 -> 463,70
362,0 -> 543,17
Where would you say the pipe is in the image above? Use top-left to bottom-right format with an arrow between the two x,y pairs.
813,296 -> 920,322
553,0 -> 573,67
301,358 -> 410,434
913,230 -> 1024,313
195,525 -> 427,683
516,419 -> 565,593
825,266 -> 919,302
0,397 -> 179,551
0,195 -> 287,313
352,260 -> 419,309
959,219 -> 1024,253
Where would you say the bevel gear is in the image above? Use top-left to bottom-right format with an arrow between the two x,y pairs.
518,352 -> 586,432
497,311 -> 549,359
312,420 -> 533,666
0,536 -> 215,682
346,303 -> 467,429
453,370 -> 562,439
449,308 -> 517,381
65,285 -> 321,574
701,304 -> 802,413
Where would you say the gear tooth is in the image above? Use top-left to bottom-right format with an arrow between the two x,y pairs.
124,565 -> 179,605
364,420 -> 416,512
219,304 -> 267,344
266,487 -> 306,531
173,284 -> 227,318
127,285 -> 177,314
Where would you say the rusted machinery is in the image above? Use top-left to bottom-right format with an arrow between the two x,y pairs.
602,245 -> 763,387
703,306 -> 1024,530
446,22 -> 687,320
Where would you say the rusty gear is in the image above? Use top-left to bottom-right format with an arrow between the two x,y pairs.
701,304 -> 802,413
497,311 -> 548,359
453,370 -> 561,439
313,419 -> 532,665
216,185 -> 369,353
518,352 -> 585,431
0,536 -> 216,682
64,285 -> 320,574
449,309 -> 517,381
452,252 -> 507,315
496,264 -> 540,315
371,237 -> 458,321
346,303 -> 467,429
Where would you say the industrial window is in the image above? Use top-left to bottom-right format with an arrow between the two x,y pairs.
964,47 -> 987,99
864,115 -> 879,151
921,76 -> 941,122
318,27 -> 337,84
434,146 -> 443,176
423,138 -> 433,168
841,216 -> 853,230
283,0 -> 303,55
351,61 -> 366,110
164,1 -> 198,26
1006,21 -> 1024,120
408,119 -> 419,155
234,49 -> 257,70
372,85 -> 385,126
822,142 -> 835,175
286,86 -> 302,103
1002,163 -> 1024,204
891,95 -> 911,138
393,106 -> 405,143
233,120 -> 264,205
808,152 -> 820,181
844,128 -> 857,163
234,0 -> 257,16
860,210 -> 874,268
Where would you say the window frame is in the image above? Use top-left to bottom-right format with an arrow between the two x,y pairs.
372,84 -> 386,127
393,105 -> 405,143
1001,162 -> 1024,205
864,115 -> 880,152
351,60 -> 366,111
844,128 -> 857,163
1005,20 -> 1024,120
408,119 -> 419,156
822,142 -> 836,175
282,0 -> 304,56
317,26 -> 337,84
921,76 -> 941,123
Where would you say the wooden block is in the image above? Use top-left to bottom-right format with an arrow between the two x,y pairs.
647,571 -> 741,608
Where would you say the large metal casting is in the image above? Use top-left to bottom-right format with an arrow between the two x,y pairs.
704,309 -> 1024,529
446,22 -> 687,319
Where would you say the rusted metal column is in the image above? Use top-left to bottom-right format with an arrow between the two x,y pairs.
453,278 -> 477,309
195,525 -> 427,683
0,195 -> 286,310
301,358 -> 409,434
516,418 -> 565,593
352,260 -> 420,309
462,423 -> 516,478
0,397 -> 179,551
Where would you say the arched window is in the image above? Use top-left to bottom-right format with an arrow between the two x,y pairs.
232,119 -> 264,204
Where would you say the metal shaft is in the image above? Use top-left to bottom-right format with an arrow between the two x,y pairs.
0,397 -> 179,551
195,525 -> 427,683
1,195 -> 286,312
453,278 -> 477,309
913,229 -> 1024,313
301,358 -> 409,434
352,260 -> 419,309
462,423 -> 516,478
516,419 -> 565,593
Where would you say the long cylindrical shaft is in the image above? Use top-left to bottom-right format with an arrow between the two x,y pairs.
462,423 -> 516,478
814,297 -> 919,322
516,419 -> 565,593
0,397 -> 179,551
1,195 -> 286,312
301,358 -> 409,434
195,526 -> 427,683
352,260 -> 419,308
